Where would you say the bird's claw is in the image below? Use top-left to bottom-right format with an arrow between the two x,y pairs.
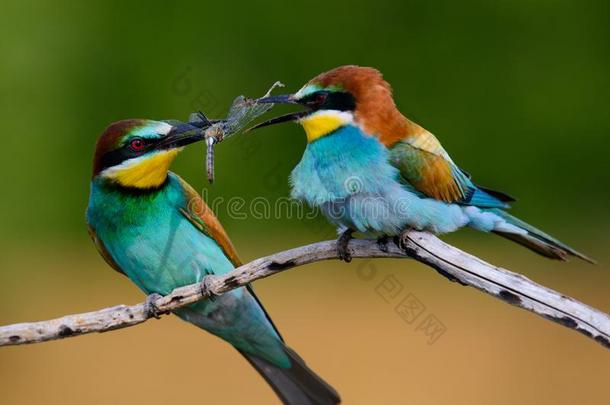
377,236 -> 390,253
200,275 -> 219,302
395,228 -> 413,254
337,229 -> 354,262
144,293 -> 166,319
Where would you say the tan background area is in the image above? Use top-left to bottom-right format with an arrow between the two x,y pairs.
1,234 -> 608,404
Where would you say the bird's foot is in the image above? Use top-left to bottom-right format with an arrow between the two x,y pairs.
377,235 -> 390,253
200,275 -> 219,302
395,227 -> 414,255
144,293 -> 166,319
337,229 -> 354,262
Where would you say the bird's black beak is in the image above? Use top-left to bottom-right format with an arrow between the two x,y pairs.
248,94 -> 310,131
256,94 -> 298,105
158,122 -> 207,149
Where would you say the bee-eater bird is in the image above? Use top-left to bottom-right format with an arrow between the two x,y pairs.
86,119 -> 340,405
252,65 -> 593,264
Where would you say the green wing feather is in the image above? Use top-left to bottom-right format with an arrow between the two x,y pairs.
388,131 -> 513,208
176,176 -> 242,267
388,138 -> 472,202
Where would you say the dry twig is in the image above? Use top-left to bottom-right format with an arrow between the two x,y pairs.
1,231 -> 608,349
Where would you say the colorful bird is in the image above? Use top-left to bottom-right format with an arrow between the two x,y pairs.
86,119 -> 340,405
252,65 -> 594,264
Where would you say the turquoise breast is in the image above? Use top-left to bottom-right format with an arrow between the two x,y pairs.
290,125 -> 470,235
86,173 -> 234,294
86,173 -> 288,365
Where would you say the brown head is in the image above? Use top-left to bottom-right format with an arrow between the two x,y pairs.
252,65 -> 421,145
92,119 -> 204,189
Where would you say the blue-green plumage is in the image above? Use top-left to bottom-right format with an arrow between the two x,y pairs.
387,141 -> 512,209
291,125 -> 511,236
87,173 -> 288,365
289,123 -> 592,263
87,119 -> 340,404
254,65 -> 594,263
254,65 -> 593,263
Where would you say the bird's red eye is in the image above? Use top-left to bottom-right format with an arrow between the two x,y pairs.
315,93 -> 328,104
130,138 -> 145,151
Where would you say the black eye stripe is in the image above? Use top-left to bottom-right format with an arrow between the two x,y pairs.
99,138 -> 157,172
302,90 -> 356,111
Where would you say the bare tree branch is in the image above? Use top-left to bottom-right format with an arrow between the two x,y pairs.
1,231 -> 608,349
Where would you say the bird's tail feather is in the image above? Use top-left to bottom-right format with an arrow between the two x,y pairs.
487,209 -> 595,264
239,345 -> 340,405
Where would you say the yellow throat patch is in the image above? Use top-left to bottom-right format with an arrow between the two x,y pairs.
299,111 -> 352,142
102,149 -> 180,189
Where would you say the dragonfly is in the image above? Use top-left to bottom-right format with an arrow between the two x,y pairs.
184,81 -> 284,183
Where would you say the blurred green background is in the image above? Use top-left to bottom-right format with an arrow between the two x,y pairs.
0,0 -> 608,404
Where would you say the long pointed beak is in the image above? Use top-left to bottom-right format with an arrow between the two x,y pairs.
248,111 -> 309,131
248,93 -> 309,131
158,123 -> 206,149
256,94 -> 298,104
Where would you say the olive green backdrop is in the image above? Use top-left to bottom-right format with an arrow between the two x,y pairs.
0,1 -> 608,404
